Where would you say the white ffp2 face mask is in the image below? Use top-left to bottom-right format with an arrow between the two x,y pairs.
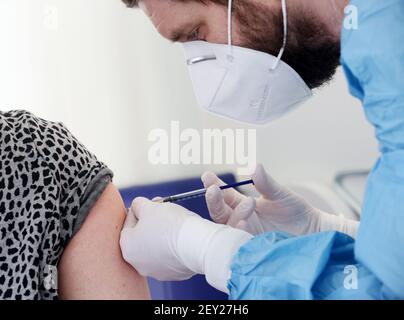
183,0 -> 312,125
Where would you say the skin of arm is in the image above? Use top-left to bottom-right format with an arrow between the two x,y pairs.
58,183 -> 150,300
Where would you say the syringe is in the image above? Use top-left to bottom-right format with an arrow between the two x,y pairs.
153,179 -> 254,203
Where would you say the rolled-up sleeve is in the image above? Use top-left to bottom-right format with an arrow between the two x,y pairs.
29,116 -> 114,245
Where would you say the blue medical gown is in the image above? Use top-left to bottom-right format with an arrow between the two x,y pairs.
228,0 -> 404,300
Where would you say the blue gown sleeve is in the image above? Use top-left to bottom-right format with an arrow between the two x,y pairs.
341,0 -> 404,297
228,232 -> 390,300
228,0 -> 404,300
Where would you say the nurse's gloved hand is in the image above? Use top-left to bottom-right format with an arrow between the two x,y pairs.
120,198 -> 252,293
202,164 -> 359,238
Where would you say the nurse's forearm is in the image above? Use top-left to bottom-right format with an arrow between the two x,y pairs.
315,211 -> 360,238
177,218 -> 253,294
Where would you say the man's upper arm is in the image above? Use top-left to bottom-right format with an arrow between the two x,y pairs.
58,183 -> 150,300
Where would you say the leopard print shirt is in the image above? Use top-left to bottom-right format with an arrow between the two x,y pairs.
0,110 -> 113,300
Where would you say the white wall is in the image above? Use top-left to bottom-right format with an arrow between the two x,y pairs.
0,0 -> 379,188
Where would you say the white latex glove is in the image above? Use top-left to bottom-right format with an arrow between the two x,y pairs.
202,164 -> 359,238
120,197 -> 252,293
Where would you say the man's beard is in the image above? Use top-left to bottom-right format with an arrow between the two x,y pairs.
233,1 -> 341,90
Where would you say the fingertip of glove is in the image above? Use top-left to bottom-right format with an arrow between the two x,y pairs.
244,196 -> 256,210
235,197 -> 256,220
205,184 -> 222,201
119,228 -> 131,256
131,197 -> 151,217
152,196 -> 164,202
252,163 -> 265,180
123,208 -> 138,230
252,164 -> 276,195
201,171 -> 216,186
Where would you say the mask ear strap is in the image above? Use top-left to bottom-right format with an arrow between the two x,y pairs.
272,0 -> 288,70
227,0 -> 234,60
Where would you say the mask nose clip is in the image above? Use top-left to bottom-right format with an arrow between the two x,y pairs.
187,55 -> 217,65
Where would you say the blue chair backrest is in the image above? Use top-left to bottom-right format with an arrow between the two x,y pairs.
119,173 -> 237,300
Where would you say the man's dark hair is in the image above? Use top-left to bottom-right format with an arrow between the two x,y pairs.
122,0 -> 139,7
